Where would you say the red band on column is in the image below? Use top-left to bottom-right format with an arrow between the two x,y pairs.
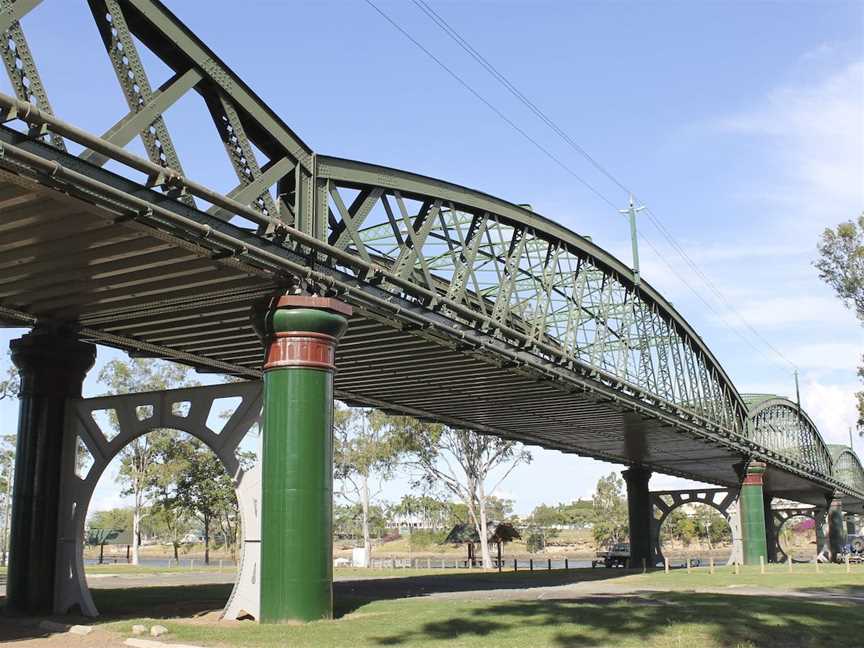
742,474 -> 763,486
264,332 -> 338,371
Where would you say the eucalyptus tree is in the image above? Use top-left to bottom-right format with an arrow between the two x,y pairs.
591,473 -> 628,548
333,405 -> 408,567
816,212 -> 864,430
405,424 -> 531,569
97,358 -> 198,564
172,437 -> 245,564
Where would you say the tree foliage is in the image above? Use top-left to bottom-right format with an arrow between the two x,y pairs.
333,406 -> 409,566
660,505 -> 731,549
404,424 -> 531,568
97,358 -> 199,564
530,500 -> 593,529
172,438 -> 241,565
816,213 -> 864,318
591,473 -> 628,547
815,213 -> 864,430
0,353 -> 18,402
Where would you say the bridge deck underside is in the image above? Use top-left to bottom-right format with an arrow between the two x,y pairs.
0,172 -> 840,505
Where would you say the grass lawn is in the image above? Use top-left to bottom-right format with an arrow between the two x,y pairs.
83,565 -> 864,648
625,562 -> 864,592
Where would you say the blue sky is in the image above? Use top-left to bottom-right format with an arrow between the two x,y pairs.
0,0 -> 862,514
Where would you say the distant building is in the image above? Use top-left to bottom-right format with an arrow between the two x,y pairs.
387,511 -> 447,534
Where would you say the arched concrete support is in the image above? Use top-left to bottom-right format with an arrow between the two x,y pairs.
55,381 -> 262,619
649,488 -> 741,567
770,507 -> 827,563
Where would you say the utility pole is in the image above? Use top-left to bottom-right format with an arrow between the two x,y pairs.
794,369 -> 801,416
619,195 -> 645,286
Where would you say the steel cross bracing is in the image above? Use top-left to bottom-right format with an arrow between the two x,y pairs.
0,0 -> 861,503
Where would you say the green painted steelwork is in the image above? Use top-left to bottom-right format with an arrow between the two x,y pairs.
744,395 -> 833,485
0,0 -> 859,510
740,462 -> 768,566
261,368 -> 334,622
259,304 -> 348,623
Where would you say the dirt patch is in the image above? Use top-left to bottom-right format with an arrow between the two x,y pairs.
0,618 -> 124,647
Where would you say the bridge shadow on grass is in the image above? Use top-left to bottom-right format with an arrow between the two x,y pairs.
333,567 -> 641,615
371,593 -> 863,648
90,583 -> 234,619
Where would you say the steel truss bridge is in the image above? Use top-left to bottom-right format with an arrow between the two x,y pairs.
0,0 -> 861,517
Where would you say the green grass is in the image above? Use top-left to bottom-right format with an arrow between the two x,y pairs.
94,590 -> 861,648
626,562 -> 864,592
83,565 -> 864,648
86,564 -> 233,574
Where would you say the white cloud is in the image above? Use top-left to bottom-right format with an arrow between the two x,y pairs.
717,59 -> 864,230
707,296 -> 854,330
793,343 -> 862,373
801,380 -> 859,446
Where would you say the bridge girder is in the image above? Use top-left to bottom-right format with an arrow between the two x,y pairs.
0,0 -> 859,503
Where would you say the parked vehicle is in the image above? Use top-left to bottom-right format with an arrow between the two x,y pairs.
840,533 -> 864,563
592,542 -> 630,568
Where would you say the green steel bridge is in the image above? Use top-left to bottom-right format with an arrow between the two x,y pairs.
0,0 -> 860,623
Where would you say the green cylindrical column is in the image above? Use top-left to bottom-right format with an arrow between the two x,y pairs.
7,328 -> 95,615
827,495 -> 845,562
740,461 -> 768,565
257,295 -> 351,624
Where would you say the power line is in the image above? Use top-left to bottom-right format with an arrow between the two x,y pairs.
411,0 -> 630,196
363,0 -> 797,375
362,0 -> 619,212
409,0 -> 799,374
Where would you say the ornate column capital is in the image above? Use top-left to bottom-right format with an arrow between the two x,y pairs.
254,295 -> 351,372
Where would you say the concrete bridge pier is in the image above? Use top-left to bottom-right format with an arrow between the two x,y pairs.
623,466 -> 653,568
739,461 -> 768,565
6,327 -> 96,615
827,495 -> 846,562
255,295 -> 351,623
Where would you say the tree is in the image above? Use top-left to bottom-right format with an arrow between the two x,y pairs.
173,438 -> 237,565
97,358 -> 198,564
333,406 -> 407,567
0,353 -> 19,402
0,434 -> 14,566
591,473 -> 628,548
142,434 -> 195,561
406,425 -> 531,569
0,353 -> 17,566
815,213 -> 864,430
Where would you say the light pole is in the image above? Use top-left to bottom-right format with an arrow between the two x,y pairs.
619,196 -> 645,286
